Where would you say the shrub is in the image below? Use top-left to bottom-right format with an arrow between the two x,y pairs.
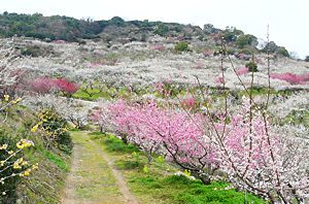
245,61 -> 258,72
262,41 -> 290,57
235,34 -> 258,49
154,23 -> 169,36
276,46 -> 290,57
226,48 -> 236,55
238,48 -> 252,55
20,45 -> 55,57
35,109 -> 73,154
175,41 -> 189,52
262,41 -> 278,53
154,81 -> 186,98
109,16 -> 125,26
221,27 -> 244,43
0,133 -> 36,203
0,96 -> 37,203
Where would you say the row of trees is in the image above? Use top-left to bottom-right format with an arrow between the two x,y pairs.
93,96 -> 308,203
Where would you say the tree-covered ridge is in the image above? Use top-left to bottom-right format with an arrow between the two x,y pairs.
0,12 -> 289,56
0,12 -> 199,41
0,12 -> 101,41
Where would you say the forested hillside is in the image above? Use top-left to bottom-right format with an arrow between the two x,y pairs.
0,12 -> 290,57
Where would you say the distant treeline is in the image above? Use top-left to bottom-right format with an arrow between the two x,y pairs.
0,12 -> 290,57
0,12 -> 200,42
0,12 -> 107,41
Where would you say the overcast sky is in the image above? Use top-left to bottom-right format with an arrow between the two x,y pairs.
1,0 -> 308,58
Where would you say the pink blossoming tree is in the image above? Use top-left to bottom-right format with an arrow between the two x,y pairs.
270,72 -> 309,84
31,77 -> 79,96
108,100 -> 219,184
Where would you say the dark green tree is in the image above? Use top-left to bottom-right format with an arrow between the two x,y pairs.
236,34 -> 258,49
245,61 -> 258,72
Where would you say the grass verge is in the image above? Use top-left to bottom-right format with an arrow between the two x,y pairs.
92,132 -> 265,204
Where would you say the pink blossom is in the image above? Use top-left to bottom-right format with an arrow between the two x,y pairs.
235,67 -> 248,76
150,44 -> 166,51
270,72 -> 309,84
108,100 -> 219,174
215,76 -> 225,84
31,77 -> 54,94
54,78 -> 79,94
31,77 -> 79,95
180,96 -> 196,110
195,61 -> 204,69
106,98 -> 309,202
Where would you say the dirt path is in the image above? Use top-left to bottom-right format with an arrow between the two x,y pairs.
61,131 -> 139,204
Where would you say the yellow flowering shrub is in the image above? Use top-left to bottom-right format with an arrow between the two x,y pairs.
32,109 -> 73,154
0,95 -> 38,202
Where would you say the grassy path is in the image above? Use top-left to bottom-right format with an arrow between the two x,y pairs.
61,131 -> 139,204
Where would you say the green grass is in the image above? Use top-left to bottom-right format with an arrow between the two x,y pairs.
129,175 -> 264,204
102,134 -> 140,154
73,81 -> 297,102
88,131 -> 108,139
73,86 -> 151,101
229,87 -> 293,99
115,160 -> 143,170
92,132 -> 265,204
43,151 -> 69,172
73,88 -> 110,100
281,109 -> 309,127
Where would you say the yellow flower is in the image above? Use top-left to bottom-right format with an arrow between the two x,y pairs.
8,150 -> 14,155
0,144 -> 8,150
16,139 -> 33,149
3,95 -> 9,101
23,170 -> 30,176
13,158 -> 23,169
12,98 -> 22,104
31,163 -> 39,171
16,141 -> 24,149
31,124 -> 39,132
21,161 -> 28,166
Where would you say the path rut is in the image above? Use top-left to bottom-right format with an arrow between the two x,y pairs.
61,131 -> 139,204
